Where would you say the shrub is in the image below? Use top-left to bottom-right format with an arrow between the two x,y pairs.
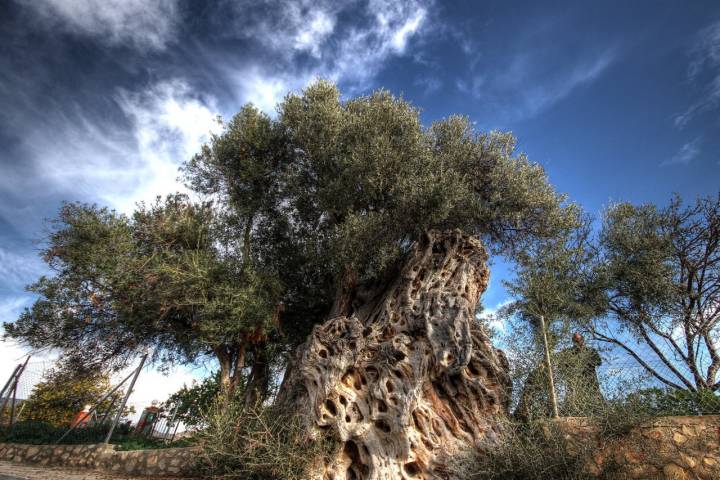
460,418 -> 591,480
627,387 -> 720,416
0,419 -> 191,450
198,401 -> 335,480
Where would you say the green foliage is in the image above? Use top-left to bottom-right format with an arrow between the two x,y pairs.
277,83 -> 580,281
505,192 -> 720,394
504,221 -> 596,343
586,194 -> 720,391
4,195 -> 280,392
463,419 -> 592,480
185,104 -> 287,221
0,420 -> 120,445
199,401 -> 334,480
0,420 -> 193,450
187,80 -> 580,345
19,362 -> 128,428
162,373 -> 222,428
626,387 -> 720,416
470,354 -> 653,480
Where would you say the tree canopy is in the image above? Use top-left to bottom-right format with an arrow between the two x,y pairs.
505,193 -> 720,393
6,81 -> 580,405
5,194 -> 280,397
587,194 -> 720,391
188,81 -> 580,322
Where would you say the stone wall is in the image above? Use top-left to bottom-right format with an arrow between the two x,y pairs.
558,415 -> 720,479
0,442 -> 199,477
1,416 -> 718,479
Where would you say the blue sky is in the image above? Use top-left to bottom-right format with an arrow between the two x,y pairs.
1,0 -> 719,398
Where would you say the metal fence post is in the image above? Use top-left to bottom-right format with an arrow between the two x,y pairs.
540,315 -> 560,418
0,356 -> 30,426
55,368 -> 139,444
0,364 -> 22,401
104,353 -> 147,444
99,394 -> 118,426
163,401 -> 180,441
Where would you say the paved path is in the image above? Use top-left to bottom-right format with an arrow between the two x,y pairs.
0,462 -> 193,480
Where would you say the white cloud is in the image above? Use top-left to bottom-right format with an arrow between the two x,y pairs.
223,0 -> 432,112
389,9 -> 426,53
675,21 -> 720,128
1,79 -> 220,218
663,137 -> 702,166
113,80 -> 222,213
231,68 -> 302,116
19,0 -> 181,51
327,0 -> 429,87
294,10 -> 336,57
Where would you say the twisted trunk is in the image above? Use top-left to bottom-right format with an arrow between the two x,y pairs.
244,345 -> 271,407
277,230 -> 511,480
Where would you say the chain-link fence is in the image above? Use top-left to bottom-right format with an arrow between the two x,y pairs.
0,359 -> 52,421
0,354 -> 187,444
509,333 -> 720,421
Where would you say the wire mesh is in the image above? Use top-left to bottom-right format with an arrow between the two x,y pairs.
509,337 -> 720,420
0,356 -> 189,447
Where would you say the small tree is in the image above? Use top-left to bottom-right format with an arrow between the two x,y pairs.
505,221 -> 595,344
21,362 -> 126,428
587,194 -> 720,392
4,194 -> 281,400
163,373 -> 222,428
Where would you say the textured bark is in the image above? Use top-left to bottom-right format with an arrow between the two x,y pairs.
278,229 -> 512,480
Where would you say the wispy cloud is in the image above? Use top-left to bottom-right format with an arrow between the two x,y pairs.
662,136 -> 702,166
222,0 -> 432,112
292,10 -> 336,58
0,78 -> 221,286
414,76 -> 442,95
458,47 -> 616,122
0,248 -> 47,293
113,80 -> 222,212
451,12 -> 619,123
326,0 -> 429,86
18,0 -> 181,51
675,21 -> 720,128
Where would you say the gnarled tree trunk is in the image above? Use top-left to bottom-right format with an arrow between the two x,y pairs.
277,229 -> 511,480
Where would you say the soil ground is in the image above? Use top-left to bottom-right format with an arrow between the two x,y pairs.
0,462 -> 193,480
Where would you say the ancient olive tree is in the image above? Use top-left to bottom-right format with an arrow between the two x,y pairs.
4,194 -> 281,399
7,79 -> 580,479
586,194 -> 720,392
190,81 -> 581,479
